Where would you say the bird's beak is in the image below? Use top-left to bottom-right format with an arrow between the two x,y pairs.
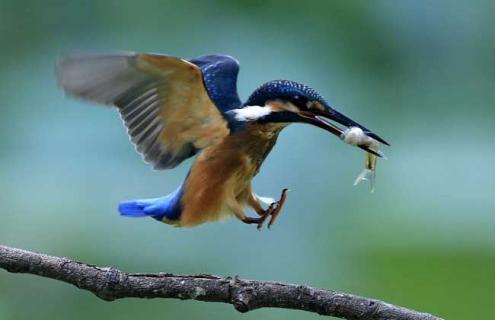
298,107 -> 389,157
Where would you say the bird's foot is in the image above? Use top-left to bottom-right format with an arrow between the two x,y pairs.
242,215 -> 269,230
267,188 -> 288,229
242,188 -> 289,230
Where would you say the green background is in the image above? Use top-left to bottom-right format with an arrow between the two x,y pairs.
1,1 -> 494,319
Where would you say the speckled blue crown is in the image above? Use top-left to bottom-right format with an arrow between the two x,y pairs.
244,80 -> 329,107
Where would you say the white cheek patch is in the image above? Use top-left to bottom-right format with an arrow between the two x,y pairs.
228,105 -> 272,121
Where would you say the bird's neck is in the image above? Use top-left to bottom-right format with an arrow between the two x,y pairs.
232,122 -> 287,174
193,122 -> 286,179
236,122 -> 286,147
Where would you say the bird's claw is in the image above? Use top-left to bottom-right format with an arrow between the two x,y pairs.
256,188 -> 289,230
242,188 -> 289,230
254,203 -> 275,230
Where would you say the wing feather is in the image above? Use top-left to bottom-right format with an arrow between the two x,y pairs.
57,52 -> 230,169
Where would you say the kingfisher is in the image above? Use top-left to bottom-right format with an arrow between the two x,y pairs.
57,52 -> 388,229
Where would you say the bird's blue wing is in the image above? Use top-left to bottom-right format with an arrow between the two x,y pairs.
188,54 -> 242,115
57,52 -> 233,169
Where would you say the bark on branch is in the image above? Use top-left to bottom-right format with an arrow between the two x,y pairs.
0,245 -> 442,320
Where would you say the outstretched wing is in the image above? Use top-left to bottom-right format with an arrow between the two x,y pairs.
188,54 -> 241,114
57,52 -> 240,169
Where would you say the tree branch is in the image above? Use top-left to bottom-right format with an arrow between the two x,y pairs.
0,245 -> 442,320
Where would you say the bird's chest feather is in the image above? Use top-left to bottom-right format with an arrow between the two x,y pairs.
179,123 -> 285,225
220,123 -> 285,183
198,123 -> 283,188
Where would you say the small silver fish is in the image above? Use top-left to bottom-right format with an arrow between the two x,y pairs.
353,141 -> 379,192
341,127 -> 385,192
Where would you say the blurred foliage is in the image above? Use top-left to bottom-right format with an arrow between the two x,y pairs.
1,0 -> 494,319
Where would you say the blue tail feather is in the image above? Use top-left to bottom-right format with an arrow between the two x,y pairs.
118,184 -> 184,221
118,198 -> 162,218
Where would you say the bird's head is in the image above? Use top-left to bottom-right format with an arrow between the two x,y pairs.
230,80 -> 389,156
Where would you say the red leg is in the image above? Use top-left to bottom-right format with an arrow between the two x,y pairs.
242,188 -> 289,230
242,214 -> 269,230
268,188 -> 289,229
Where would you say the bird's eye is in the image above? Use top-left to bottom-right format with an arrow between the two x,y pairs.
292,95 -> 306,107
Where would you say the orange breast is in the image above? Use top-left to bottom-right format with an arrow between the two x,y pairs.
178,123 -> 286,227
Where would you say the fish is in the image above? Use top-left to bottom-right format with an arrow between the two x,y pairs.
341,127 -> 385,192
353,142 -> 379,192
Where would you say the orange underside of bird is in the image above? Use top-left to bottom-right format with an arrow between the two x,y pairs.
56,52 -> 389,229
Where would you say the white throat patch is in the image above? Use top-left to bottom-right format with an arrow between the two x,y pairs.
228,105 -> 272,121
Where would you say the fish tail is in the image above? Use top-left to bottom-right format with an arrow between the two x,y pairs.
353,169 -> 376,193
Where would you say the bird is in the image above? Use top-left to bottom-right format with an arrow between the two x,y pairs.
56,52 -> 388,229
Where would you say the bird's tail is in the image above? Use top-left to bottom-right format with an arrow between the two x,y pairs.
118,184 -> 184,221
118,197 -> 166,218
